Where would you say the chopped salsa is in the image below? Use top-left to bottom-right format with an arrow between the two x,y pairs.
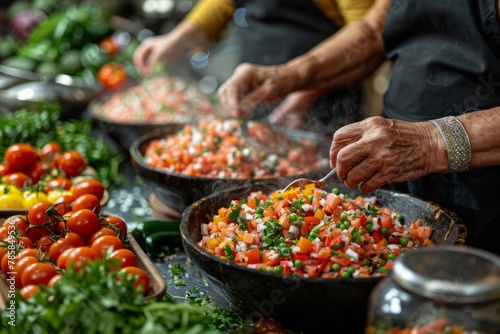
92,76 -> 216,123
143,119 -> 320,179
199,185 -> 435,278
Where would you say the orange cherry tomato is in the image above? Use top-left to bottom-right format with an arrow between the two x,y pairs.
97,61 -> 127,90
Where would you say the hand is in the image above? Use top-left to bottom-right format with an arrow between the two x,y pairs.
268,91 -> 318,129
218,62 -> 305,119
133,34 -> 183,76
329,116 -> 447,193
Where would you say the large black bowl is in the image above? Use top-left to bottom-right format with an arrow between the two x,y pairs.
130,126 -> 330,214
180,182 -> 467,333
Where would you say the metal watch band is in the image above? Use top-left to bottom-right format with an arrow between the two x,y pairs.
429,116 -> 472,173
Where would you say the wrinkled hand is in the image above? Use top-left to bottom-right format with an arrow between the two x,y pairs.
218,63 -> 304,119
268,91 -> 318,129
133,34 -> 181,76
329,116 -> 447,193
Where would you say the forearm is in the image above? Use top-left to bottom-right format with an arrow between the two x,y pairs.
284,0 -> 389,91
458,109 -> 500,167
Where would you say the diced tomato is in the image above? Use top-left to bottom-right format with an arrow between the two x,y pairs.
246,247 -> 261,264
372,230 -> 385,244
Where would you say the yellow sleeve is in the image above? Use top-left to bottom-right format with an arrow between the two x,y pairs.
183,0 -> 236,41
335,0 -> 375,24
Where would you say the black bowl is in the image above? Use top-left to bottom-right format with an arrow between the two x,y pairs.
180,182 -> 467,333
130,126 -> 330,214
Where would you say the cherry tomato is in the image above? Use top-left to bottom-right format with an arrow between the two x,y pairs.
67,209 -> 100,240
53,194 -> 75,215
46,177 -> 73,192
14,256 -> 39,287
3,172 -> 28,188
101,215 -> 127,238
99,36 -> 119,56
72,180 -> 105,201
39,142 -> 62,160
5,143 -> 38,171
26,201 -> 59,241
1,252 -> 11,275
36,235 -> 54,253
27,162 -> 46,184
0,163 -> 11,176
97,61 -> 127,90
56,150 -> 86,177
21,262 -> 58,287
47,273 -> 62,287
15,248 -> 39,260
48,232 -> 85,263
108,248 -> 136,269
91,235 -> 124,258
64,247 -> 100,272
88,227 -> 117,245
56,248 -> 75,270
119,266 -> 149,293
20,284 -> 40,299
72,194 -> 101,214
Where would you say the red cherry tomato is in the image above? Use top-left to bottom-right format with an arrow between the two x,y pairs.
3,172 -> 28,187
56,150 -> 86,177
119,266 -> 149,294
97,61 -> 127,90
5,143 -> 38,172
72,194 -> 102,214
91,235 -> 124,258
72,179 -> 105,201
20,284 -> 40,299
108,248 -> 137,269
101,215 -> 127,238
67,209 -> 100,240
21,262 -> 58,287
46,177 -> 73,192
48,232 -> 85,263
39,142 -> 62,160
64,247 -> 100,272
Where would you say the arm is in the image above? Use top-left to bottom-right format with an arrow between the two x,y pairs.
218,0 -> 389,117
329,108 -> 500,193
133,0 -> 234,76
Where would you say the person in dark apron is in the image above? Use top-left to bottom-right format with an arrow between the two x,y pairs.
218,0 -> 500,255
379,0 -> 500,254
234,0 -> 362,139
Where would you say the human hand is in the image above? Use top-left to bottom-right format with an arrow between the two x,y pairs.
133,34 -> 182,76
329,116 -> 448,193
268,91 -> 318,129
218,62 -> 305,119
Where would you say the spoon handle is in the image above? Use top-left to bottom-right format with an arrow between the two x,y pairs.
318,168 -> 337,184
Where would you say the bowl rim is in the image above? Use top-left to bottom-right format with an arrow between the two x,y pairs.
180,184 -> 468,284
129,125 -> 330,182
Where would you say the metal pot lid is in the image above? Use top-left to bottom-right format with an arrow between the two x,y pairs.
393,246 -> 500,303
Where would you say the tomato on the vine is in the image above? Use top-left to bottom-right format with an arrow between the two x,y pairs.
119,266 -> 149,293
67,209 -> 100,240
72,194 -> 102,214
97,61 -> 127,90
14,256 -> 39,287
91,235 -> 124,258
72,180 -> 105,201
64,247 -> 99,272
46,177 -> 73,192
56,150 -> 86,177
5,143 -> 39,171
19,284 -> 39,299
27,161 -> 47,184
21,262 -> 58,287
108,248 -> 136,269
39,142 -> 62,160
88,227 -> 117,245
48,232 -> 85,263
47,273 -> 62,287
3,172 -> 28,188
101,215 -> 127,238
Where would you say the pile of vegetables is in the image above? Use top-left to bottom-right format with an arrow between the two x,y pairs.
0,103 -> 125,188
1,0 -> 139,89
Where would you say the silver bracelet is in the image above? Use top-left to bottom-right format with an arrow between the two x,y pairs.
429,116 -> 472,173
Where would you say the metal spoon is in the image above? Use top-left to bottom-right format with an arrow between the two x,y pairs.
281,168 -> 337,192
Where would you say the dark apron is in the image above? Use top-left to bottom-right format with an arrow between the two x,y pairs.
234,0 -> 362,138
382,0 -> 500,254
